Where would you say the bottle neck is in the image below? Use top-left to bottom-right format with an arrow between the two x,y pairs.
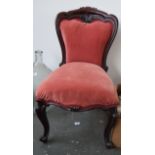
34,50 -> 43,65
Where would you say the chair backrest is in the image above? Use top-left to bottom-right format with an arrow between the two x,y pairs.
56,7 -> 118,71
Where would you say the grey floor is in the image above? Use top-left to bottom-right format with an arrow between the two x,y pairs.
33,106 -> 121,155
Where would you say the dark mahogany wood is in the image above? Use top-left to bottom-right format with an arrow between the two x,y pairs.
36,101 -> 49,143
104,108 -> 117,148
36,7 -> 119,149
117,84 -> 121,96
56,7 -> 118,71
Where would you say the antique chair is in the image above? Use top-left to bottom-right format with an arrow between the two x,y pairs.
35,7 -> 119,149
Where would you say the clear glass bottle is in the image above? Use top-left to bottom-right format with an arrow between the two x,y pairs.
33,50 -> 51,105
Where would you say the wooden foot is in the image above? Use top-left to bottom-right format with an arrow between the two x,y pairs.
104,108 -> 117,149
36,102 -> 49,143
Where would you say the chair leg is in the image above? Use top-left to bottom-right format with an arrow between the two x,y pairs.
36,102 -> 49,143
104,108 -> 117,149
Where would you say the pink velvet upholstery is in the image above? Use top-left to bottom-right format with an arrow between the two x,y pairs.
36,62 -> 119,109
60,19 -> 113,66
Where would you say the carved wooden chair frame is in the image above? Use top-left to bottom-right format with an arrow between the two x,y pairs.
35,7 -> 119,149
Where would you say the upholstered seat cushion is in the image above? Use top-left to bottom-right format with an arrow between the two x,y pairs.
35,62 -> 119,109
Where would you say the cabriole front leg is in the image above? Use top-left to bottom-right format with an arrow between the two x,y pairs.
36,102 -> 49,143
104,108 -> 117,149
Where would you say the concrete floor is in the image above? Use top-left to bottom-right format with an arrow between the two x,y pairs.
33,106 -> 121,155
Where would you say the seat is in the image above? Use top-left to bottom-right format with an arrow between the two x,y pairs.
35,7 -> 119,148
36,62 -> 118,109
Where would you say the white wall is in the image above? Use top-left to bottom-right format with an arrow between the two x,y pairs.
33,0 -> 121,84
